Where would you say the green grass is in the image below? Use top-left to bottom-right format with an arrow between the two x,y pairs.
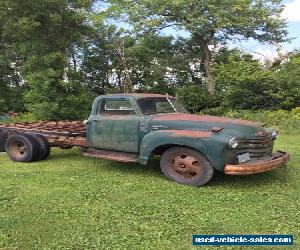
0,134 -> 299,249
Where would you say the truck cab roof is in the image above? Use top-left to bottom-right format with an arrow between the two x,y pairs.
99,93 -> 175,99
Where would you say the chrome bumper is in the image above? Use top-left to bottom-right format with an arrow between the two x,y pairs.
224,151 -> 289,175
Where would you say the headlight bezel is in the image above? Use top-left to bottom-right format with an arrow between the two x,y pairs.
228,137 -> 239,149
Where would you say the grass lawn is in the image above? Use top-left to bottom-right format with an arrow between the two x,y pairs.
0,134 -> 299,249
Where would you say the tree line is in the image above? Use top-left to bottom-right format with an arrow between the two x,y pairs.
0,0 -> 299,120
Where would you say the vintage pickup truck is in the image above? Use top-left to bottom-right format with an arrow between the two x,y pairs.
0,93 -> 289,186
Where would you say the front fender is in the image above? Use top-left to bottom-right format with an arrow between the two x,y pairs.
138,130 -> 233,171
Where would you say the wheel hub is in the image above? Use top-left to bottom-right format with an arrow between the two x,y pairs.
10,141 -> 27,158
171,154 -> 203,179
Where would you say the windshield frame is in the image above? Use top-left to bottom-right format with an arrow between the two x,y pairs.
136,96 -> 188,115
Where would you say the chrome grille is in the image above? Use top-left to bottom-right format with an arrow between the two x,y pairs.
236,134 -> 274,159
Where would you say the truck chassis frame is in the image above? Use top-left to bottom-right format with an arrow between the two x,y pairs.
0,121 -> 87,148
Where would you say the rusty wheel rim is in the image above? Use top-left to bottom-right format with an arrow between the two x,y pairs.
9,141 -> 27,159
170,153 -> 203,179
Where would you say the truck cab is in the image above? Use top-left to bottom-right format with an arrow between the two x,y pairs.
86,94 -> 186,153
85,94 -> 289,186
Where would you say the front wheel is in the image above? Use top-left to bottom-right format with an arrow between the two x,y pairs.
160,147 -> 214,186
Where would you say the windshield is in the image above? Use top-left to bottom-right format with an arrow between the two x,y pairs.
137,97 -> 187,115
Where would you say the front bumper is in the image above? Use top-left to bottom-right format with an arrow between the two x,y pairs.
224,151 -> 289,175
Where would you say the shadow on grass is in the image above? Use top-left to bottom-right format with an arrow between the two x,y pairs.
47,148 -> 290,188
47,148 -> 84,160
210,167 -> 289,188
104,158 -> 289,188
106,158 -> 164,179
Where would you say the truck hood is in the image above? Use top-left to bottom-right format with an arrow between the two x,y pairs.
150,113 -> 265,138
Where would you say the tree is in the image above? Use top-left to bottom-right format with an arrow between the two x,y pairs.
276,51 -> 300,109
213,50 -> 300,110
80,24 -> 194,94
79,23 -> 116,95
112,33 -> 194,94
106,0 -> 288,95
123,34 -> 179,94
0,2 -> 25,113
0,0 -> 95,119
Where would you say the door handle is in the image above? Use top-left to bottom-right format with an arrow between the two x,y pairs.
93,120 -> 102,123
85,119 -> 102,124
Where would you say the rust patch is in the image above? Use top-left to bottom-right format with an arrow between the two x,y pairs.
47,136 -> 87,147
131,93 -> 170,98
0,121 -> 86,135
105,93 -> 172,99
153,114 -> 261,126
211,127 -> 223,133
163,130 -> 212,138
224,151 -> 289,175
83,149 -> 138,163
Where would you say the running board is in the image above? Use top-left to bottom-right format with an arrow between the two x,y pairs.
83,149 -> 139,163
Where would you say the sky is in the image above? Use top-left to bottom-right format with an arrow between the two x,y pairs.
241,0 -> 300,61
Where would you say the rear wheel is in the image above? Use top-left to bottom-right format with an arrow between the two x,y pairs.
0,130 -> 16,152
160,147 -> 214,186
5,134 -> 40,162
31,134 -> 51,160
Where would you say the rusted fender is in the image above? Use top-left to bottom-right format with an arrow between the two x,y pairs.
138,129 -> 233,171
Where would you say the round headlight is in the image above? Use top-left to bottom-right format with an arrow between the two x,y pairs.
229,137 -> 239,149
272,130 -> 279,140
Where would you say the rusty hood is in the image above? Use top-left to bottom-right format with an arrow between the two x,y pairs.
150,113 -> 265,137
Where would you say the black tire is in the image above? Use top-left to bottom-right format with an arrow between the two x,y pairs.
160,147 -> 214,186
5,134 -> 40,162
0,130 -> 16,152
31,134 -> 51,160
0,130 -> 5,152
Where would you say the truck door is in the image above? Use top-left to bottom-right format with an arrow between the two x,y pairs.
88,98 -> 140,153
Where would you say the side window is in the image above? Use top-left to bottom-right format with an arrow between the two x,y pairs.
97,99 -> 136,116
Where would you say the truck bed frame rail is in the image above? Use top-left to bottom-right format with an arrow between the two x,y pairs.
0,121 -> 87,148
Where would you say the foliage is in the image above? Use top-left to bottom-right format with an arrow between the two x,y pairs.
107,0 -> 287,41
106,0 -> 288,94
0,39 -> 24,113
213,51 -> 300,110
178,49 -> 300,112
277,52 -> 300,108
0,113 -> 38,124
0,0 -> 95,120
215,58 -> 280,109
176,85 -> 221,113
200,108 -> 300,133
23,53 -> 95,120
0,0 -> 297,120
79,25 -> 196,95
79,23 -> 120,95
